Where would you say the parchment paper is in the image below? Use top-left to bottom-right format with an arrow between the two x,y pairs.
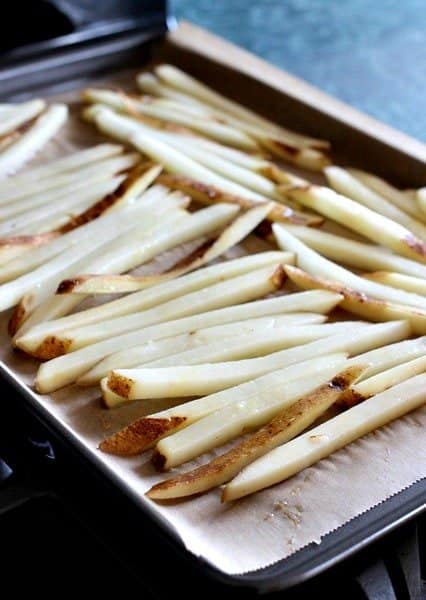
2,70 -> 425,576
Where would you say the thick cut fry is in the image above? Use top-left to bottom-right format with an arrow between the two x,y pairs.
16,252 -> 292,353
341,355 -> 426,407
46,263 -> 286,352
0,105 -> 68,179
285,265 -> 426,334
157,173 -> 321,227
152,357 -> 351,470
363,272 -> 426,296
105,321 -> 406,401
100,354 -> 346,455
0,144 -> 123,201
224,374 -> 426,501
348,168 -> 426,224
56,203 -> 272,294
148,365 -> 363,497
0,99 -> 45,136
154,65 -> 329,150
279,225 -> 426,280
274,225 -> 426,309
286,185 -> 426,263
82,313 -> 325,386
325,167 -> 426,240
34,291 -> 342,393
102,322 -> 362,407
83,88 -> 257,150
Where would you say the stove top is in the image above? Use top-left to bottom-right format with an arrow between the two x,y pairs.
1,391 -> 424,598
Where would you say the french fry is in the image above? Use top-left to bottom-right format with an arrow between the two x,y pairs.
56,202 -> 272,294
0,99 -> 45,136
154,65 -> 329,150
147,365 -> 363,498
82,313 -> 325,387
105,321 -> 407,401
0,153 -> 138,219
363,272 -> 426,296
278,225 -> 426,280
34,291 -> 342,393
137,72 -> 205,106
0,176 -> 124,239
341,355 -> 426,407
224,374 -> 426,501
15,251 -> 292,352
100,354 -> 347,456
284,265 -> 426,334
157,173 -> 321,227
102,322 -> 363,407
285,185 -> 426,263
83,88 -> 258,150
152,356 -> 350,471
43,263 -> 286,353
348,168 -> 426,224
0,104 -> 68,179
274,225 -> 426,309
417,189 -> 426,214
0,143 -> 123,199
325,167 -> 426,240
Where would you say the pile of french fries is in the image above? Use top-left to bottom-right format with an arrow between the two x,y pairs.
1,64 -> 425,504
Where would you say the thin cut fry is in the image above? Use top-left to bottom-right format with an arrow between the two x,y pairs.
224,374 -> 426,501
0,104 -> 68,179
0,99 -> 45,136
363,272 -> 426,296
325,166 -> 426,240
274,225 -> 426,309
147,365 -> 363,498
285,265 -> 426,334
286,185 -> 426,263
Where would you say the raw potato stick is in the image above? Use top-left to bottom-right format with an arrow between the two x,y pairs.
224,374 -> 426,501
0,104 -> 68,179
278,225 -> 426,280
56,202 -> 273,294
42,263 -> 287,353
105,321 -> 407,400
341,355 -> 426,406
34,291 -> 342,393
273,225 -> 426,309
102,322 -> 362,407
348,168 -> 426,224
0,99 -> 45,136
84,313 -> 325,387
0,143 -> 123,199
100,354 -> 347,456
15,252 -> 291,352
285,265 -> 426,335
363,272 -> 426,296
148,365 -> 364,498
325,166 -> 426,240
417,189 -> 426,214
286,185 -> 426,263
152,356 -> 349,471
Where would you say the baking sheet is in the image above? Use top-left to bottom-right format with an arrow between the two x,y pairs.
1,70 -> 425,576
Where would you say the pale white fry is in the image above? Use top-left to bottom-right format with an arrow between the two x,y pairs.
106,321 -> 407,400
0,105 -> 68,179
273,225 -> 426,309
363,272 -> 426,296
33,291 -> 342,393
280,225 -> 426,280
417,189 -> 426,214
153,356 -> 348,469
0,99 -> 45,136
224,374 -> 426,501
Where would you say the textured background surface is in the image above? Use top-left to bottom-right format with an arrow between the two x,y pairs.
172,0 -> 426,142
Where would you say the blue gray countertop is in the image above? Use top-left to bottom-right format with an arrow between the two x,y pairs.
173,0 -> 426,143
